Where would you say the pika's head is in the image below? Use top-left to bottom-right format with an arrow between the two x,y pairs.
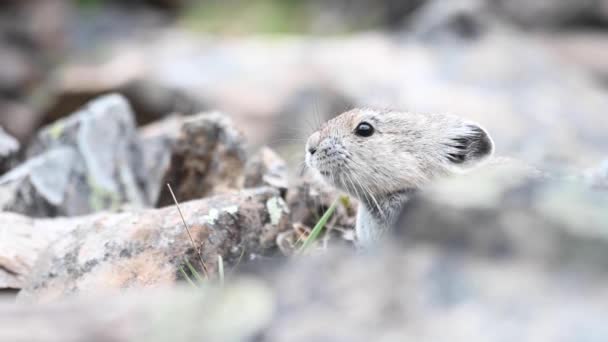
305,108 -> 494,199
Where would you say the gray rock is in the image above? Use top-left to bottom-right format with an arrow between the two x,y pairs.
17,187 -> 289,302
492,0 -> 608,28
135,115 -> 184,206
0,94 -> 146,217
0,147 -> 78,217
585,159 -> 608,190
395,166 -> 608,269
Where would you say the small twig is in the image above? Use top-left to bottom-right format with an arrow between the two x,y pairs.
167,183 -> 209,278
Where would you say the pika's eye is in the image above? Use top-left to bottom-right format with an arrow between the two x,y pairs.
354,122 -> 374,137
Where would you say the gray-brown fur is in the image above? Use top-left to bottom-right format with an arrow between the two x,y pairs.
305,108 -> 494,246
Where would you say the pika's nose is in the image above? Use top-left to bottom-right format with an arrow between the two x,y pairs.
306,132 -> 321,156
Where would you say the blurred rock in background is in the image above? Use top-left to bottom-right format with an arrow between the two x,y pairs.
0,127 -> 19,175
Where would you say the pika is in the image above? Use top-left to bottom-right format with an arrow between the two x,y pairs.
305,108 -> 494,247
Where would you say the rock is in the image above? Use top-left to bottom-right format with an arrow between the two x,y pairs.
491,0 -> 608,28
0,127 -> 19,175
0,212 -> 101,290
41,60 -> 203,128
407,0 -> 495,41
307,0 -> 427,30
1,281 -> 275,342
155,112 -> 248,207
4,176 -> 608,341
0,94 -> 147,217
4,168 -> 608,340
395,166 -> 608,269
540,31 -> 608,84
17,187 -> 289,302
585,159 -> 608,190
243,147 -> 289,193
0,99 -> 42,144
279,174 -> 357,254
0,44 -> 40,97
0,147 -> 79,217
136,115 -> 185,205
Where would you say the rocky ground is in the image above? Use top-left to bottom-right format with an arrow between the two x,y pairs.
1,0 -> 608,341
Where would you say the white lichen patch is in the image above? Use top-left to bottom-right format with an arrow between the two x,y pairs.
223,205 -> 238,215
200,205 -> 239,226
204,208 -> 221,225
266,197 -> 289,225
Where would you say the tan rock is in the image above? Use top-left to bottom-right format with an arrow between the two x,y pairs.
16,187 -> 289,301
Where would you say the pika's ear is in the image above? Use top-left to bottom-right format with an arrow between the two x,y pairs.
445,123 -> 494,169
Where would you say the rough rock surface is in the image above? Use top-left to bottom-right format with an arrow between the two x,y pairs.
279,174 -> 357,254
0,94 -> 145,217
3,251 -> 608,342
17,187 -> 289,303
135,115 -> 184,205
3,172 -> 608,341
156,112 -> 248,207
0,213 -> 102,289
244,147 -> 289,193
0,127 -> 19,175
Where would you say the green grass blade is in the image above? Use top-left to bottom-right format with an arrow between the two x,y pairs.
298,198 -> 339,254
179,265 -> 197,288
185,259 -> 205,285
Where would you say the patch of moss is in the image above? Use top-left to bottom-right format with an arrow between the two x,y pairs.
48,122 -> 64,140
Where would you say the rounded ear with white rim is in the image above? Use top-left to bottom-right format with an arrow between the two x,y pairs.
445,123 -> 494,170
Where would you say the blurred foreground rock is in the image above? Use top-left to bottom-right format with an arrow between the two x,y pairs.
396,166 -> 608,268
4,255 -> 608,342
3,170 -> 608,341
585,159 -> 608,190
17,187 -> 289,303
0,94 -> 145,217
